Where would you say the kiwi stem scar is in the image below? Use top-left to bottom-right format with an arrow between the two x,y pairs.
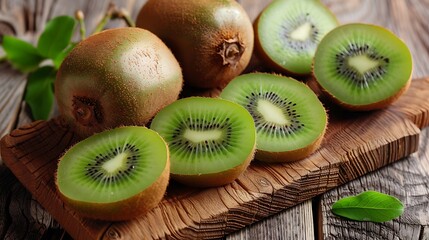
257,99 -> 290,125
72,96 -> 103,127
183,128 -> 223,143
218,36 -> 245,66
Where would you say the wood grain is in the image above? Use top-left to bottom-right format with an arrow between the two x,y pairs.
1,77 -> 427,239
320,129 -> 429,240
227,200 -> 314,240
0,65 -> 26,153
1,0 -> 429,239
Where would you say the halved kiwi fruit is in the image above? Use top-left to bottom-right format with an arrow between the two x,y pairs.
150,97 -> 256,187
55,28 -> 183,139
136,0 -> 254,89
56,126 -> 169,221
220,73 -> 327,163
313,23 -> 413,110
255,0 -> 338,75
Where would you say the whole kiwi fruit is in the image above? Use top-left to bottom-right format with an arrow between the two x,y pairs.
136,0 -> 254,89
55,28 -> 183,138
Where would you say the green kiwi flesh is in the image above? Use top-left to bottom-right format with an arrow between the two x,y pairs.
56,126 -> 169,221
150,97 -> 256,187
256,0 -> 338,75
220,73 -> 327,162
313,23 -> 413,110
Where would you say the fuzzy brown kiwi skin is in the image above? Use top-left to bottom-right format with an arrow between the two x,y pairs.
55,28 -> 183,139
55,138 -> 170,221
179,85 -> 223,98
172,144 -> 256,187
136,0 -> 254,89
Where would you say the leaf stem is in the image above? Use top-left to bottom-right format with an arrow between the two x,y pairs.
75,10 -> 86,41
92,3 -> 116,35
115,8 -> 136,27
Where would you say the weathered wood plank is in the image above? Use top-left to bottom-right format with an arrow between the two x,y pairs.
227,200 -> 314,240
422,226 -> 429,240
320,130 -> 429,240
0,65 -> 26,163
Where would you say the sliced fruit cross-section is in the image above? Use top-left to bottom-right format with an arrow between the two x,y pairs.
220,73 -> 327,163
150,97 -> 256,187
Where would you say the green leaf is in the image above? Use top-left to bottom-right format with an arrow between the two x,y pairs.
331,190 -> 404,223
25,66 -> 56,120
37,15 -> 76,60
2,35 -> 44,72
53,42 -> 77,69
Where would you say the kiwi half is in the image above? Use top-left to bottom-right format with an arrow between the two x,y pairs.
56,126 -> 169,221
255,0 -> 338,75
313,23 -> 413,111
220,73 -> 327,163
150,97 -> 256,187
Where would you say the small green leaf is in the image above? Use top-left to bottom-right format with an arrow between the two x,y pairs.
25,66 -> 56,120
2,35 -> 44,72
37,15 -> 76,60
331,190 -> 404,223
53,42 -> 77,69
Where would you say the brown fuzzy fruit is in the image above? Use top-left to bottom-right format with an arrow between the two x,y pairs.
55,28 -> 183,138
136,0 -> 254,89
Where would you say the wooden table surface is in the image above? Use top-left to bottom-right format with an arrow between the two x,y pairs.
0,0 -> 428,239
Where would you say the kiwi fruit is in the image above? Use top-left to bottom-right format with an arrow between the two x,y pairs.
220,73 -> 327,163
55,126 -> 169,221
313,23 -> 413,111
55,28 -> 183,139
136,0 -> 254,89
255,0 -> 338,75
150,97 -> 256,187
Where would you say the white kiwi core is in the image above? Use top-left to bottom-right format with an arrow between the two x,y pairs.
257,99 -> 290,125
183,129 -> 223,143
102,152 -> 129,173
290,22 -> 313,41
348,55 -> 380,74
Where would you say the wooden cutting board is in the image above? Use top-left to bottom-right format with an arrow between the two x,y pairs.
1,77 -> 429,240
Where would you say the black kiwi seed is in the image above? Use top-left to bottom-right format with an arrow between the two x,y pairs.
244,92 -> 305,135
335,43 -> 389,88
